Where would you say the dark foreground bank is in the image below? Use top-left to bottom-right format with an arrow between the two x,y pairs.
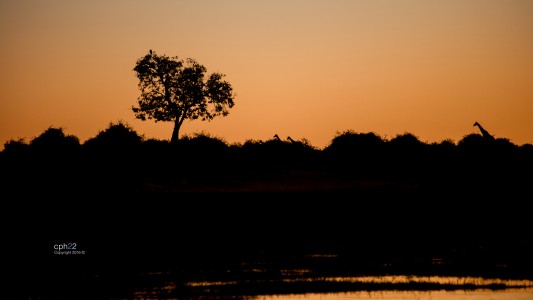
2,184 -> 532,299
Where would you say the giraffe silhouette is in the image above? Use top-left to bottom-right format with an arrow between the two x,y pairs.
473,121 -> 495,141
274,134 -> 298,144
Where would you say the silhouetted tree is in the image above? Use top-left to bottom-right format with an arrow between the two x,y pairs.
132,50 -> 236,143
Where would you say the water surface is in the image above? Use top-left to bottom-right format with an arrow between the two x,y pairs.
130,275 -> 533,300
253,289 -> 533,300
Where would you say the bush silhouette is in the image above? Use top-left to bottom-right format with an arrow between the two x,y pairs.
384,133 -> 428,181
10,127 -> 82,190
325,130 -> 384,158
1,138 -> 30,161
0,139 -> 31,184
236,135 -> 318,173
176,132 -> 230,169
30,127 -> 80,156
28,127 -> 81,169
84,121 -> 143,151
457,133 -> 485,151
425,139 -> 458,183
80,122 -> 144,189
322,131 -> 385,179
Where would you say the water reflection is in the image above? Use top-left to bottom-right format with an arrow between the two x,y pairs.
184,275 -> 533,289
253,289 -> 533,300
130,275 -> 533,300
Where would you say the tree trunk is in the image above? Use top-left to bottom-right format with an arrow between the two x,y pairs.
171,120 -> 181,144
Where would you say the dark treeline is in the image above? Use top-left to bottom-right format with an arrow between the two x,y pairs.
2,122 -> 532,253
1,121 -> 532,194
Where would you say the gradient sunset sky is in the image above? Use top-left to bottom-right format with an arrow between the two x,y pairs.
1,0 -> 532,149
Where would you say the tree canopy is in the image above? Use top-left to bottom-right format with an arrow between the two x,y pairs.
132,50 -> 235,143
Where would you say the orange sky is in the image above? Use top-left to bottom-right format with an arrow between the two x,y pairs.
1,0 -> 532,150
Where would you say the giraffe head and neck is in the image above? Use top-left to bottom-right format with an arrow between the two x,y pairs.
473,121 -> 496,141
